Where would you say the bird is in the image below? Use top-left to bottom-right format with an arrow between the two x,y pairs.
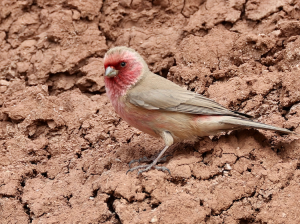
103,46 -> 293,175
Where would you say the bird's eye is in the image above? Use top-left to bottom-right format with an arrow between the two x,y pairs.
120,62 -> 126,67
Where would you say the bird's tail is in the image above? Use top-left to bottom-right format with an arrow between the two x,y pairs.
220,117 -> 293,134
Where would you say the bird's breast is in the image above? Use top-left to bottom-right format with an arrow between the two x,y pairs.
111,97 -> 160,137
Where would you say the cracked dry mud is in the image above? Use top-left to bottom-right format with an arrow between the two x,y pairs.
1,0 -> 300,223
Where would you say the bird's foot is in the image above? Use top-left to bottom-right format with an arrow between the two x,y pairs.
128,154 -> 171,168
127,145 -> 171,175
126,164 -> 171,175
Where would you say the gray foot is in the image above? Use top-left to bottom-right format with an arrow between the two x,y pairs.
128,154 -> 171,168
126,164 -> 171,175
127,145 -> 171,175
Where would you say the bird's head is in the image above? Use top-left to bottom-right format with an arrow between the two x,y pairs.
104,47 -> 149,97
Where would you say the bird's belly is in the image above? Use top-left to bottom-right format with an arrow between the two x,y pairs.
117,103 -> 198,141
114,100 -> 234,141
124,115 -> 159,137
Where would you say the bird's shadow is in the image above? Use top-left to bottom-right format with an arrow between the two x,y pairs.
169,128 -> 290,163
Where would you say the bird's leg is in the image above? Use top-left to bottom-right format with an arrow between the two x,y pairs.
126,145 -> 171,175
126,131 -> 173,175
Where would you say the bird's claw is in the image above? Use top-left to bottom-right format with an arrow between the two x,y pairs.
128,154 -> 172,168
128,156 -> 148,168
126,164 -> 171,175
127,145 -> 172,175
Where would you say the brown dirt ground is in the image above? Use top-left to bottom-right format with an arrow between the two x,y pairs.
1,0 -> 300,223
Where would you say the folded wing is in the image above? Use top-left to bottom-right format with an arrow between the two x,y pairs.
128,88 -> 248,118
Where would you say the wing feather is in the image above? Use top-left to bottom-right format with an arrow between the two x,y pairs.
127,72 -> 250,118
129,89 -> 247,118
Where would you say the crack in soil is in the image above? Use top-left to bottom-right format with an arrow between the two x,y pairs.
106,192 -> 121,224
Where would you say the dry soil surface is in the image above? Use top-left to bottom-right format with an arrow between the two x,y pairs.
1,0 -> 300,223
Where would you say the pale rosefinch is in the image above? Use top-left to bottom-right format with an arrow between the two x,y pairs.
104,46 -> 293,175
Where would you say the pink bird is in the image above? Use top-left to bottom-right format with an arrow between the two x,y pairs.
104,46 -> 293,175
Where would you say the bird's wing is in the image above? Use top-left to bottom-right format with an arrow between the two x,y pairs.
126,71 -> 251,118
128,88 -> 248,118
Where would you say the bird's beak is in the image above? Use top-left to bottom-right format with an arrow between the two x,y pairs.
105,66 -> 119,77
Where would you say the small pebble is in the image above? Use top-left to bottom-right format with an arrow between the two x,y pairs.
150,216 -> 158,223
224,163 -> 232,171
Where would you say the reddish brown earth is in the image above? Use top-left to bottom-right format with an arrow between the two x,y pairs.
1,0 -> 300,223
